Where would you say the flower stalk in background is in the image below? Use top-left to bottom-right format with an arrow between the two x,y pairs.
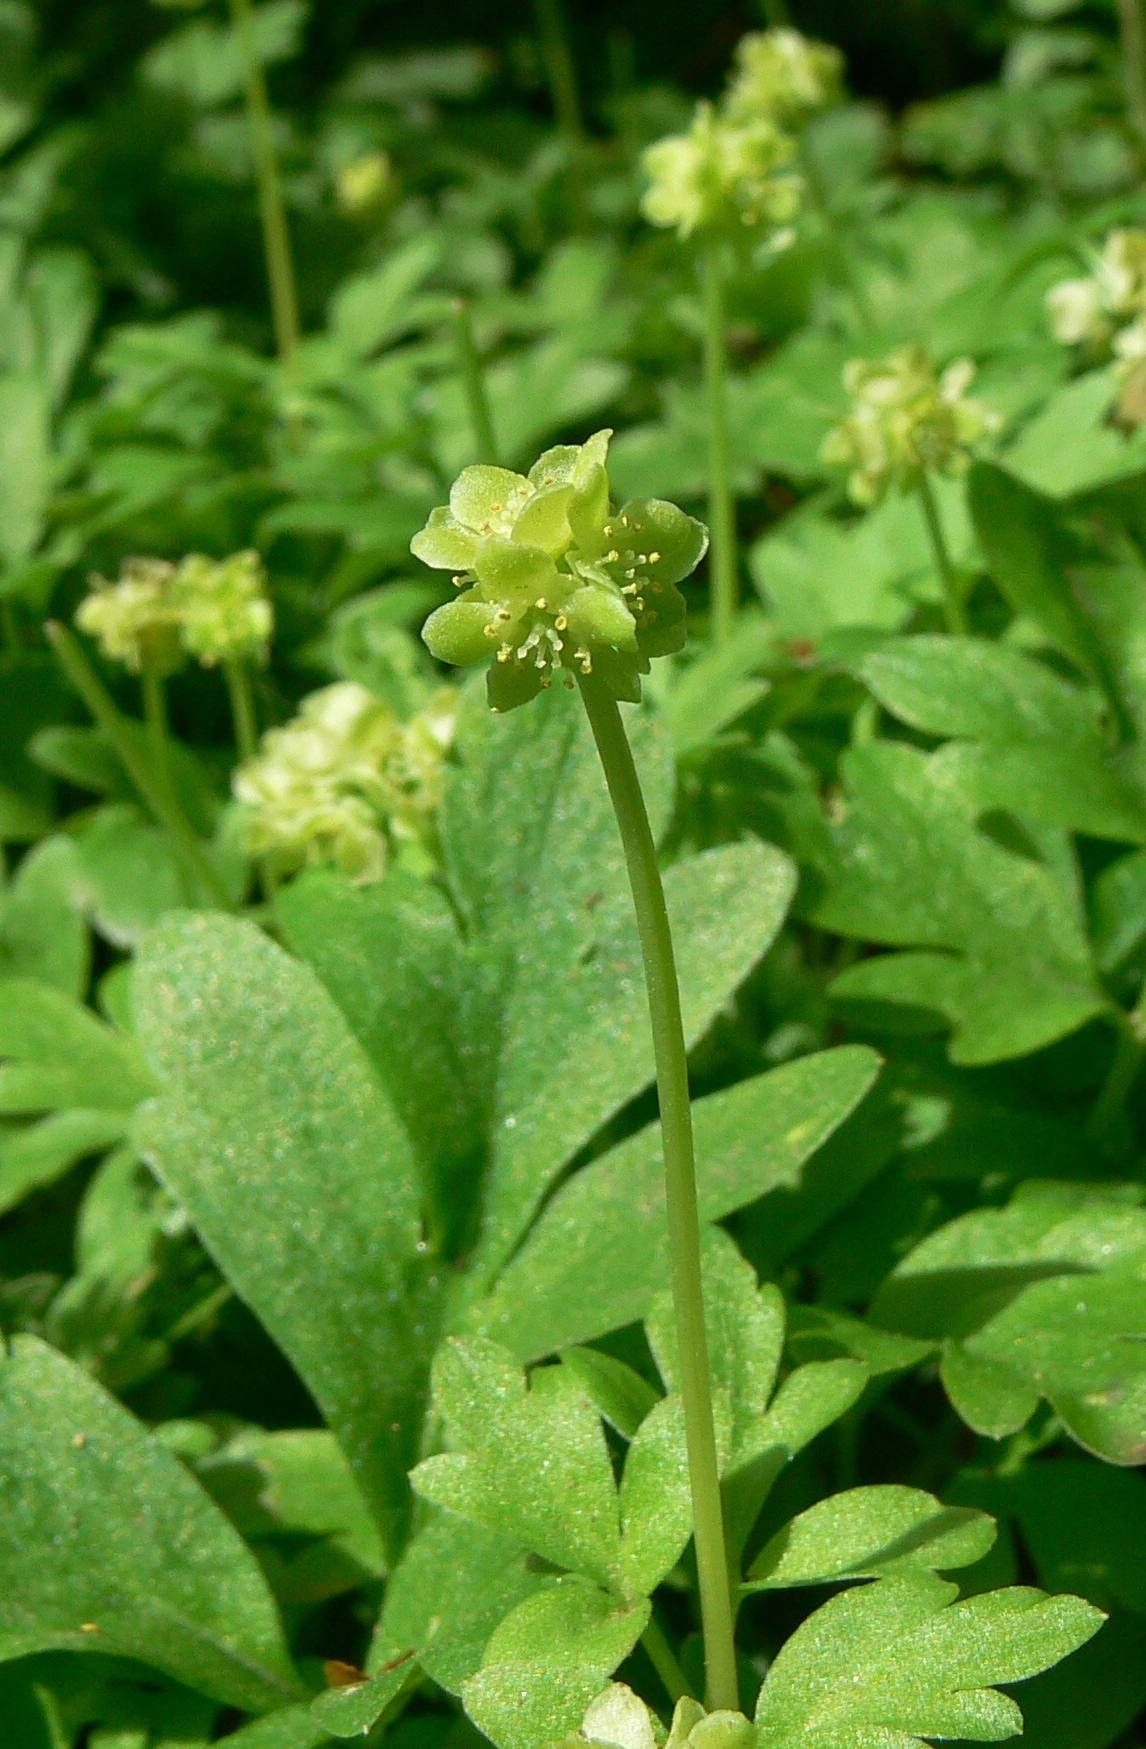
640,27 -> 839,645
821,345 -> 999,633
413,439 -> 740,1712
233,681 -> 456,885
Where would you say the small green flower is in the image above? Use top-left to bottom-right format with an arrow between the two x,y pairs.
412,430 -> 708,711
75,558 -> 185,675
820,345 -> 999,508
232,681 -> 456,884
1046,228 -> 1146,350
725,27 -> 844,128
562,1687 -> 755,1749
640,101 -> 801,240
173,550 -> 273,667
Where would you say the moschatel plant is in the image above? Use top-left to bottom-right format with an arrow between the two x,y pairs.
0,431 -> 1106,1749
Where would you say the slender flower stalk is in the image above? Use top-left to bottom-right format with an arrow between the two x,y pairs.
578,670 -> 739,1712
451,299 -> 498,466
699,239 -> 737,644
1118,0 -> 1146,151
46,623 -> 233,910
141,654 -> 174,807
228,0 -> 300,360
533,0 -> 586,219
916,473 -> 966,636
224,657 -> 259,764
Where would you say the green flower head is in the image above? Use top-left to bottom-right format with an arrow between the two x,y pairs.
172,550 -> 273,667
640,100 -> 801,240
725,27 -> 844,128
820,345 -> 999,508
76,557 -> 185,675
412,430 -> 708,712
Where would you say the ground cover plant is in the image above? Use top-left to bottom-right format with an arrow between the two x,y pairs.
1,0 -> 1146,1745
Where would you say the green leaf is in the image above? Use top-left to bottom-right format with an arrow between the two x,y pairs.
0,1335 -> 303,1713
477,1046 -> 880,1359
747,1485 -> 996,1588
74,805 -> 186,951
0,373 -> 50,565
753,1572 -> 1104,1748
371,1513 -> 544,1694
1001,370 -> 1146,499
309,1658 -> 416,1738
813,741 -> 1107,1063
873,1181 -> 1146,1459
132,912 -> 432,1557
0,837 -> 89,995
0,1108 -> 128,1216
411,1338 -> 622,1590
858,637 -> 1146,843
561,1347 -> 662,1439
460,1579 -> 649,1749
140,0 -> 306,107
0,978 -> 153,1113
616,1393 -> 692,1597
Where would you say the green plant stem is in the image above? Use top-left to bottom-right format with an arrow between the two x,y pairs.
532,0 -> 586,224
451,299 -> 498,465
641,1617 -> 690,1705
224,657 -> 260,763
46,622 -> 233,910
577,671 -> 739,1715
141,659 -> 172,807
1090,1002 -> 1146,1138
917,473 -> 966,635
228,0 -> 300,361
699,237 -> 738,645
1119,0 -> 1146,150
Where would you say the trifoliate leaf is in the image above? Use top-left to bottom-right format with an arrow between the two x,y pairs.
754,1572 -> 1104,1747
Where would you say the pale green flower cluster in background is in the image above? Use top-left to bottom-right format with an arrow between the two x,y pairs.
335,148 -> 394,217
560,1684 -> 754,1749
76,550 -> 273,672
412,429 -> 708,711
1046,229 -> 1146,424
640,25 -> 841,239
820,345 -> 1000,507
232,680 -> 456,884
725,27 -> 844,127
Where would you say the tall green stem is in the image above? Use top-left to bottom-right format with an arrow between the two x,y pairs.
577,672 -> 739,1714
224,657 -> 260,764
451,299 -> 498,465
141,660 -> 172,806
532,0 -> 586,223
229,0 -> 300,361
46,623 -> 233,910
1119,0 -> 1146,150
917,473 -> 966,635
700,239 -> 738,645
1090,1002 -> 1146,1139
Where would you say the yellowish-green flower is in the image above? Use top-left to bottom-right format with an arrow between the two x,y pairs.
232,681 -> 456,884
725,27 -> 844,128
172,550 -> 273,667
1046,229 -> 1146,349
820,345 -> 999,507
412,429 -> 708,711
560,1686 -> 754,1749
76,558 -> 185,674
640,100 -> 801,240
336,149 -> 393,216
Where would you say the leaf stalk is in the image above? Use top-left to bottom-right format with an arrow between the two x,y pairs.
917,472 -> 966,635
228,0 -> 301,361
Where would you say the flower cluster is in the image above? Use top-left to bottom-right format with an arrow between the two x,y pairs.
232,681 -> 456,885
820,345 -> 999,507
725,27 -> 844,128
76,551 -> 273,672
412,430 -> 708,711
563,1685 -> 754,1749
1046,229 -> 1146,423
640,26 -> 842,241
641,101 -> 801,240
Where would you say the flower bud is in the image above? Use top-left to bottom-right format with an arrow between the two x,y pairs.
173,550 -> 273,667
725,27 -> 844,127
76,558 -> 185,675
820,345 -> 999,507
412,431 -> 707,711
641,101 -> 801,240
233,681 -> 456,883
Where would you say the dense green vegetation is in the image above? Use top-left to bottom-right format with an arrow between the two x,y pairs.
1,1 -> 1146,1745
